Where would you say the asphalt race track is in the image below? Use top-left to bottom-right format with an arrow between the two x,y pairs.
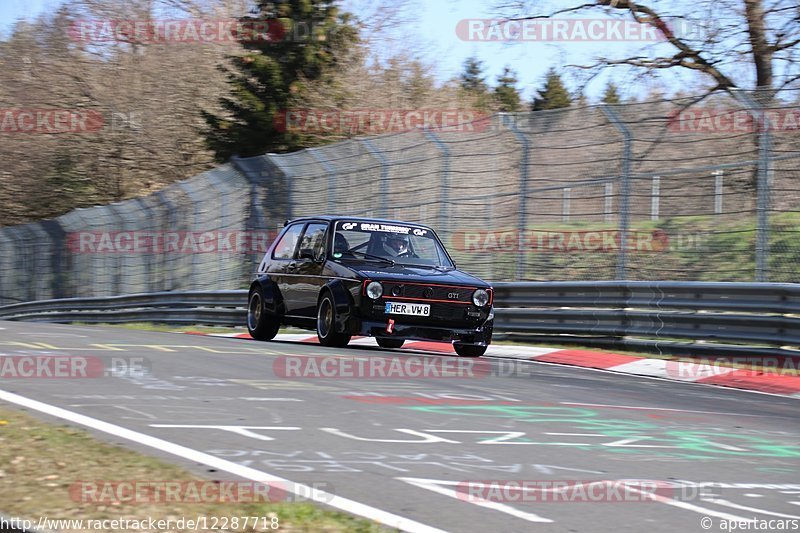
1,320 -> 799,532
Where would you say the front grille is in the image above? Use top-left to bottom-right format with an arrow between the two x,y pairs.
381,282 -> 475,304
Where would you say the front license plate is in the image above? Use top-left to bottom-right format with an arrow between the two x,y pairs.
385,302 -> 430,316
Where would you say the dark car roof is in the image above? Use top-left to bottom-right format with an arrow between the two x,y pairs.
285,216 -> 435,229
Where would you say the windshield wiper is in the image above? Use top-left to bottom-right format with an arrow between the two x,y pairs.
345,250 -> 395,266
396,263 -> 454,271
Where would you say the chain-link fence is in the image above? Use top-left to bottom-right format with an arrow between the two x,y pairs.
1,89 -> 799,303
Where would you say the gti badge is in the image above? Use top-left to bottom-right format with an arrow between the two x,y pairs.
447,292 -> 460,300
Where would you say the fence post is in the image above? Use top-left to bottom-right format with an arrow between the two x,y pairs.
501,114 -> 531,280
309,148 -> 337,214
651,176 -> 660,221
713,170 -> 724,215
421,130 -> 450,236
360,139 -> 390,219
601,105 -> 632,280
562,188 -> 571,223
266,154 -> 295,221
604,182 -> 614,223
733,91 -> 771,282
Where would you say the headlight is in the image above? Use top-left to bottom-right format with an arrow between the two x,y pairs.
472,289 -> 490,307
366,281 -> 383,300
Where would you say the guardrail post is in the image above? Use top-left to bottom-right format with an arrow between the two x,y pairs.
309,148 -> 337,215
501,114 -> 531,280
601,105 -> 632,280
421,130 -> 450,236
265,154 -> 295,221
732,90 -> 771,282
359,139 -> 390,219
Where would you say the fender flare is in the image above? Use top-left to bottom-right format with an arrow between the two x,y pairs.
249,276 -> 284,317
319,280 -> 355,334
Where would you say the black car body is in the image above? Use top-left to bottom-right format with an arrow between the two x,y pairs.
247,216 -> 493,357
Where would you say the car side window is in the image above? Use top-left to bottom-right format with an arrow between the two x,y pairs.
298,223 -> 328,260
272,223 -> 304,260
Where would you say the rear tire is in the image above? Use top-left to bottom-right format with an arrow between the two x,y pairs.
454,344 -> 487,357
376,338 -> 405,349
247,286 -> 280,341
317,293 -> 351,348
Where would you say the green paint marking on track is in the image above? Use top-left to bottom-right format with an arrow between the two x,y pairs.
405,406 -> 800,459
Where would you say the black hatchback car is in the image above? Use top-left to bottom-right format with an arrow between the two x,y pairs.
247,216 -> 493,357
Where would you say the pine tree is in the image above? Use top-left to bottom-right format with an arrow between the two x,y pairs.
460,56 -> 488,93
602,81 -> 621,104
203,1 -> 359,160
531,68 -> 572,111
493,66 -> 522,112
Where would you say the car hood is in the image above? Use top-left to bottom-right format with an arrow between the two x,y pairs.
351,265 -> 490,287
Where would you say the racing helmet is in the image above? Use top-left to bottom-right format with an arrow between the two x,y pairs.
383,233 -> 409,257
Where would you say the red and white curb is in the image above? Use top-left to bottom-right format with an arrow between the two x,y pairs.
183,332 -> 800,398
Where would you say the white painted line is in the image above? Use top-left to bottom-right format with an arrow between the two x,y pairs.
559,402 -> 766,417
398,477 -> 553,524
622,485 -> 755,522
0,389 -> 447,533
704,498 -> 800,518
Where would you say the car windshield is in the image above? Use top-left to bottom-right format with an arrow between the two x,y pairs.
331,221 -> 454,268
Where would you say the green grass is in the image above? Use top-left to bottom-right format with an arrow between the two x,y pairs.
0,407 -> 386,532
450,212 -> 800,282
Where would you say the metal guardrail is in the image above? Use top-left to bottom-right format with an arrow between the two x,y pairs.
0,290 -> 246,326
0,283 -> 798,357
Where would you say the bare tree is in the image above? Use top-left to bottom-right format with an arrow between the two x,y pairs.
494,0 -> 800,98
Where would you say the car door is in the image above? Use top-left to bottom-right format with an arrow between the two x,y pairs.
267,222 -> 305,315
288,222 -> 329,317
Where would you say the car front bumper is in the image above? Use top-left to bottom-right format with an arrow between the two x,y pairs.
354,316 -> 494,346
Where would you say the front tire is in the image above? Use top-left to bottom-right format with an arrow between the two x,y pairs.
454,344 -> 487,357
247,286 -> 280,341
376,338 -> 405,349
316,293 -> 351,348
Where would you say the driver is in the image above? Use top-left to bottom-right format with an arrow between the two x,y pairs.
383,234 -> 410,257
